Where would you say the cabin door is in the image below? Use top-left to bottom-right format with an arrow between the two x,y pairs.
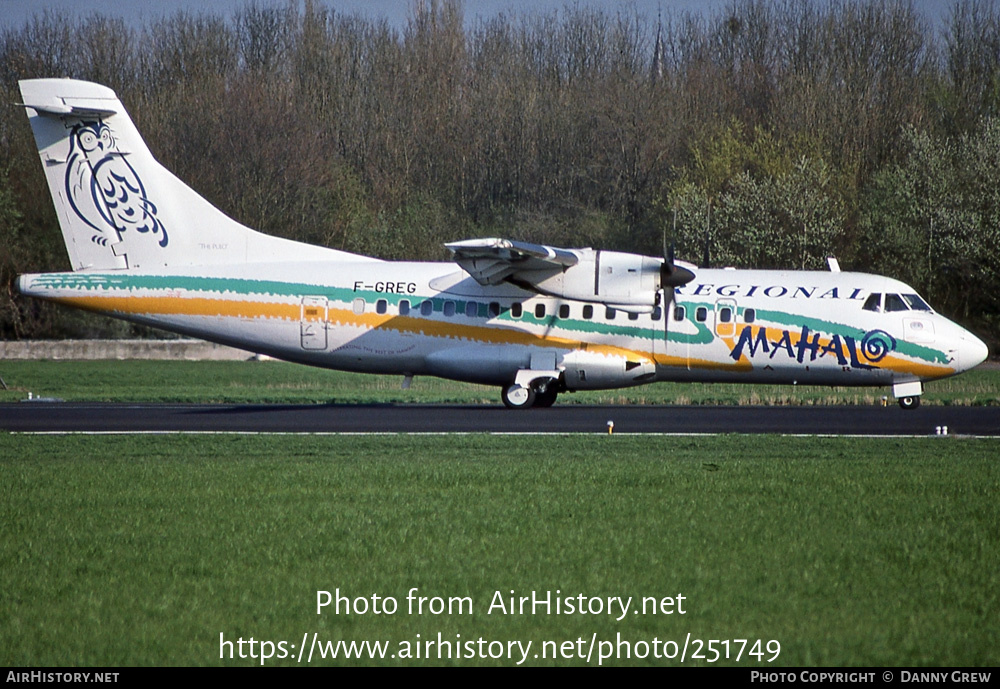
300,296 -> 328,350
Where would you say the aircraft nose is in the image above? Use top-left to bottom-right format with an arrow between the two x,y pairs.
959,331 -> 989,371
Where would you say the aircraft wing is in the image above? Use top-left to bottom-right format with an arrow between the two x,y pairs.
445,237 -> 681,311
445,238 -> 580,286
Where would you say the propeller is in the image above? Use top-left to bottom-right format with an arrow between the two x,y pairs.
702,200 -> 712,268
660,242 -> 695,288
661,212 -> 695,295
659,233 -> 695,342
660,226 -> 695,293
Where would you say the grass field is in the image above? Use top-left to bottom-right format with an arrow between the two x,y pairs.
1,433 -> 997,666
1,360 -> 996,666
1,359 -> 999,405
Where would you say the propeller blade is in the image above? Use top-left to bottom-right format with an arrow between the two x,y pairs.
660,241 -> 695,288
662,263 -> 695,287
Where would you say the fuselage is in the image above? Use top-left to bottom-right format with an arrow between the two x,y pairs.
18,259 -> 988,394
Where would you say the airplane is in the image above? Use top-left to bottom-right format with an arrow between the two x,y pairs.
14,78 -> 990,410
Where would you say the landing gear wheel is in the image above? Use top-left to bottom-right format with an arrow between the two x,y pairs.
534,387 -> 558,408
502,384 -> 536,409
898,395 -> 921,410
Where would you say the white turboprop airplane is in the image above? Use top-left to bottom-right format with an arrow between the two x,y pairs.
15,79 -> 990,409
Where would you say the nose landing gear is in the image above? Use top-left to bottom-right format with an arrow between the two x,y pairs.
893,381 -> 923,410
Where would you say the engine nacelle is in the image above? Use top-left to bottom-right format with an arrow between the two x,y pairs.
425,345 -> 532,385
561,350 -> 656,390
518,249 -> 663,309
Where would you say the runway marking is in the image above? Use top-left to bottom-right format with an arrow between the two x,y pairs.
9,431 -> 990,438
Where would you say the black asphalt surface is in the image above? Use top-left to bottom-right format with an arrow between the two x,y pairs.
2,402 -> 998,435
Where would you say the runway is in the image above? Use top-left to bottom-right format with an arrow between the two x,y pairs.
2,402 -> 998,435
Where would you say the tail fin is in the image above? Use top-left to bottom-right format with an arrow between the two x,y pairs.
19,78 -> 370,271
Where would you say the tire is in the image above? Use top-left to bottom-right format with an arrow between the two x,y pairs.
502,384 -> 536,409
534,387 -> 558,407
898,395 -> 921,410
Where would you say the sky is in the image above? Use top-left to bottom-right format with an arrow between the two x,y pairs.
0,0 -> 954,30
0,1 -> 732,28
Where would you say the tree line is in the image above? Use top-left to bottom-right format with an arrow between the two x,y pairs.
0,0 -> 998,351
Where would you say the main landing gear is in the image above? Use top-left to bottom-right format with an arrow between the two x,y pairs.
898,395 -> 921,410
501,378 -> 560,409
501,383 -> 535,409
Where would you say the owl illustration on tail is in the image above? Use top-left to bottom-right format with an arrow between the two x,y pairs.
65,120 -> 168,248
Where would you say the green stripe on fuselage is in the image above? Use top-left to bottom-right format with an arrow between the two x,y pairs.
28,273 -> 949,363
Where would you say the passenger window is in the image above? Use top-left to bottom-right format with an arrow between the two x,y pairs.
884,294 -> 908,312
862,293 -> 882,312
559,304 -> 570,319
535,303 -> 546,318
375,299 -> 388,315
605,307 -> 616,320
511,302 -> 523,318
673,306 -> 686,321
465,301 -> 478,318
696,307 -> 708,322
743,308 -> 755,324
420,300 -> 433,316
352,298 -> 365,315
582,305 -> 594,319
444,301 -> 456,317
399,299 -> 410,316
488,302 -> 500,318
719,307 -> 732,323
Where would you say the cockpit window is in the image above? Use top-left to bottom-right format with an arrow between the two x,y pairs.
864,291 -> 933,313
884,293 -> 908,312
902,293 -> 932,311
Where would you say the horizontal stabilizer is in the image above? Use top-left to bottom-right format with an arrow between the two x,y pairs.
19,99 -> 118,118
19,79 -> 119,118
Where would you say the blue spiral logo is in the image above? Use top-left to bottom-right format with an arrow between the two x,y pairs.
861,329 -> 896,363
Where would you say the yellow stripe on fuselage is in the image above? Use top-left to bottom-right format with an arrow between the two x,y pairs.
54,292 -> 662,365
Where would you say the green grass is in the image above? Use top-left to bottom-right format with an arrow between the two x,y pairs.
1,434 -> 997,666
1,359 -> 998,405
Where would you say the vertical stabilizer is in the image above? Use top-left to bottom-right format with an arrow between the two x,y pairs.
18,78 -> 371,271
